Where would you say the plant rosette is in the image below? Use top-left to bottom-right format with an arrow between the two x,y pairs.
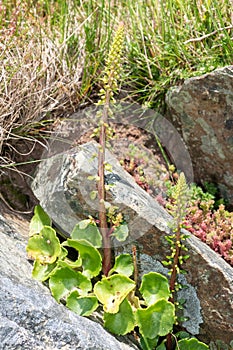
26,205 -> 209,350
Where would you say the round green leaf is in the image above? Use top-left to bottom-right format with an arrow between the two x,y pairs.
154,339 -> 166,350
176,330 -> 191,340
71,220 -> 102,248
140,336 -> 159,350
111,223 -> 129,242
103,298 -> 136,335
176,338 -> 209,350
139,272 -> 170,306
49,266 -> 92,302
59,246 -> 68,260
57,259 -> 82,269
94,274 -> 135,313
136,299 -> 175,338
67,291 -> 98,316
26,226 -> 61,264
66,239 -> 102,278
109,254 -> 134,277
29,205 -> 51,236
32,260 -> 57,281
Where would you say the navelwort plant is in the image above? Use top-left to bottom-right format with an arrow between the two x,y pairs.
26,25 -> 208,350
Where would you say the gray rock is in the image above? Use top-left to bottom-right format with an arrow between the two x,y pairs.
0,213 -> 139,350
32,141 -> 169,243
32,141 -> 233,345
165,66 -> 233,206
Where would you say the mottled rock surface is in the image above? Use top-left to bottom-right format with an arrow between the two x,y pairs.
165,66 -> 233,206
32,141 -> 233,345
0,212 -> 139,350
32,141 -> 170,242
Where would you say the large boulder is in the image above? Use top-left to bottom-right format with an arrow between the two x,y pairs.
32,141 -> 233,346
0,211 -> 139,350
165,66 -> 233,206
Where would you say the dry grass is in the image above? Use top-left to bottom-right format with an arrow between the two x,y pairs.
0,1 -> 86,167
0,34 -> 84,153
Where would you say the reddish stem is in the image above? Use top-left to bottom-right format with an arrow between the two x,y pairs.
166,333 -> 173,350
97,92 -> 112,276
